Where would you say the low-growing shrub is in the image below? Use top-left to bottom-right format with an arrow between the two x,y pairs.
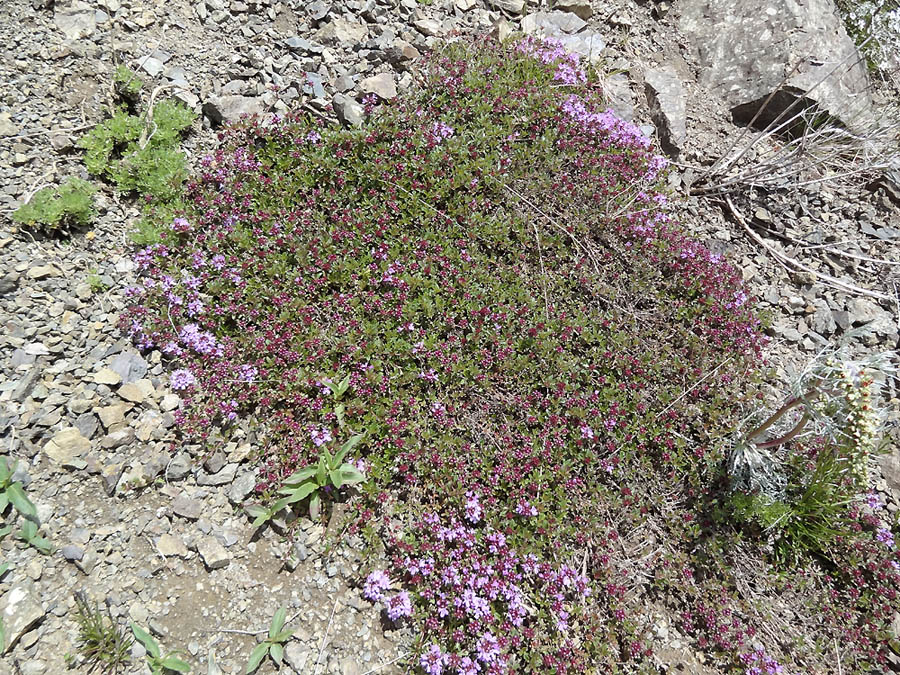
124,36 -> 899,673
11,176 -> 95,233
78,99 -> 195,206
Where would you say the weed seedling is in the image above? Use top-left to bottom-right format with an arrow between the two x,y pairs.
73,591 -> 132,673
244,607 -> 294,674
12,177 -> 95,233
131,623 -> 191,673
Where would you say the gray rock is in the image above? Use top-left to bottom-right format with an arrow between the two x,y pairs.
54,1 -> 96,40
27,264 -> 62,280
314,18 -> 368,44
157,534 -> 190,558
413,18 -> 445,37
109,351 -> 149,384
555,32 -> 605,64
521,10 -> 587,35
196,463 -> 238,486
551,0 -> 593,20
644,67 -> 687,157
43,428 -> 91,466
139,56 -> 165,78
1,581 -> 44,654
204,452 -> 226,474
490,0 -> 526,14
228,470 -> 258,504
11,370 -> 39,403
172,494 -> 203,520
284,37 -> 323,54
284,643 -> 310,672
167,453 -> 192,480
0,113 -> 18,137
333,94 -> 365,127
303,72 -> 326,100
197,537 -> 230,570
61,545 -> 84,562
360,73 -> 397,100
678,0 -> 872,131
101,463 -> 125,496
604,72 -> 635,121
808,300 -> 836,336
74,412 -> 99,440
203,95 -> 265,126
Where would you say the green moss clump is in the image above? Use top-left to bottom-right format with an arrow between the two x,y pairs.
12,177 -> 95,233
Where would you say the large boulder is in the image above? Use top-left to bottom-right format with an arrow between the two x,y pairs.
677,0 -> 872,131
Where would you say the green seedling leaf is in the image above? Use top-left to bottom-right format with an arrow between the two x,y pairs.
330,468 -> 345,489
336,374 -> 350,397
131,622 -> 161,659
271,629 -> 294,643
269,606 -> 287,639
246,504 -> 274,530
281,466 -> 317,485
0,458 -> 11,484
0,524 -> 13,540
334,433 -> 364,465
7,483 -> 37,519
159,655 -> 192,672
338,464 -> 365,486
29,535 -> 53,555
270,642 -> 284,666
316,456 -> 328,486
309,493 -> 322,521
0,562 -> 9,578
0,493 -> 8,514
245,642 -> 269,674
279,482 -> 317,504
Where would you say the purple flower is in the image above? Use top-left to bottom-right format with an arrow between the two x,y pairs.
420,644 -> 446,675
580,424 -> 594,440
385,591 -> 412,621
475,632 -> 500,664
419,368 -> 438,383
877,527 -> 895,548
310,427 -> 333,447
515,499 -> 537,517
211,254 -> 226,270
172,217 -> 191,232
464,491 -> 482,524
363,570 -> 390,602
170,369 -> 196,391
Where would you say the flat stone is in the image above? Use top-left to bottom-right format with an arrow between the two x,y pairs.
196,463 -> 237,486
333,94 -> 364,127
284,643 -> 310,672
1,581 -> 44,653
521,10 -> 586,34
109,351 -> 149,384
172,494 -> 203,520
157,534 -> 189,558
61,545 -> 84,562
100,429 -> 135,449
645,67 -> 687,157
314,18 -> 368,44
228,470 -> 258,504
490,0 -> 526,13
551,0 -> 593,20
100,463 -> 125,496
413,18 -> 445,37
54,1 -> 96,40
93,367 -> 122,386
117,382 -> 145,404
26,265 -> 62,280
0,113 -> 18,137
203,95 -> 264,127
73,412 -> 99,440
96,403 -> 130,428
167,453 -> 192,481
197,537 -> 230,570
43,428 -> 91,465
139,56 -> 165,77
360,73 -> 397,100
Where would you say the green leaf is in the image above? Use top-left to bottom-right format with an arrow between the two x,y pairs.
278,482 -> 317,504
269,607 -> 287,639
131,623 -> 161,658
334,433 -> 365,465
271,629 -> 294,643
329,468 -> 344,490
245,642 -> 269,674
316,456 -> 327,485
281,466 -> 317,485
309,493 -> 322,520
6,484 -> 37,519
17,519 -> 37,542
30,536 -> 53,555
336,374 -> 350,398
338,465 -> 365,486
270,642 -> 284,666
0,562 -> 9,578
0,492 -> 8,514
0,458 -> 11,484
0,617 -> 5,653
160,655 -> 192,672
207,650 -> 220,675
0,524 -> 12,540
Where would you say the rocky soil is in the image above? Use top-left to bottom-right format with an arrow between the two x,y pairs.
0,0 -> 898,674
